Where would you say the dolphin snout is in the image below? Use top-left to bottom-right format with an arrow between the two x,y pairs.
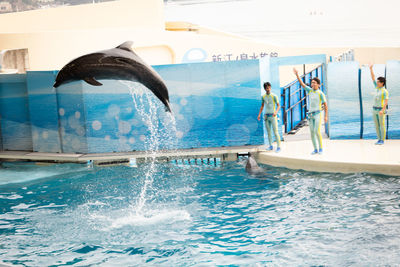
165,101 -> 172,113
53,80 -> 61,88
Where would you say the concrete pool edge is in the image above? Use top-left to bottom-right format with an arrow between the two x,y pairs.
0,140 -> 399,176
0,145 -> 262,165
257,140 -> 400,176
257,152 -> 400,176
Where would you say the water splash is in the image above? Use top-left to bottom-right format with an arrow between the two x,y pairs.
122,81 -> 178,215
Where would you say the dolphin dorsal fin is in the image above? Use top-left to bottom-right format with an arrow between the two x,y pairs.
116,41 -> 134,52
84,77 -> 103,86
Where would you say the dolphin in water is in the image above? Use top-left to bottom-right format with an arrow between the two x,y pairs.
245,154 -> 264,174
53,41 -> 171,112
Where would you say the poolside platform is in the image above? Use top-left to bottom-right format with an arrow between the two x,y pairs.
0,129 -> 399,175
256,124 -> 400,176
257,139 -> 400,176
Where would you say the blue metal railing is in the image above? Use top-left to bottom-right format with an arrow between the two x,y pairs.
281,65 -> 324,133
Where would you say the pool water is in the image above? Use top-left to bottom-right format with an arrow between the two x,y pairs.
0,161 -> 400,266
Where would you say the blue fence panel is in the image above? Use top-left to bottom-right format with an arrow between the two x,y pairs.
327,61 -> 361,139
282,82 -> 303,133
311,69 -> 317,82
319,66 -> 325,94
360,64 -> 386,139
270,55 -> 327,135
386,60 -> 400,139
281,65 -> 323,133
289,83 -> 303,131
281,86 -> 289,131
0,74 -> 32,151
26,71 -> 61,152
305,72 -> 312,112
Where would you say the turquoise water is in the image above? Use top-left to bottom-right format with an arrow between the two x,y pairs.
1,161 -> 400,266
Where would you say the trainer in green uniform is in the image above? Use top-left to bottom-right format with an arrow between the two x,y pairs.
257,82 -> 281,152
293,68 -> 328,155
369,65 -> 389,145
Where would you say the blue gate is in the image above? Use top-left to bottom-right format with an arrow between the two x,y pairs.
281,65 -> 324,133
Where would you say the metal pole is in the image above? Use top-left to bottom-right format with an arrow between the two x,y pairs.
358,68 -> 364,139
300,85 -> 303,120
385,67 -> 389,139
282,88 -> 287,133
0,114 -> 3,151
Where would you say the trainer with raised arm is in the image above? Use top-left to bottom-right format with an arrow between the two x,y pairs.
293,68 -> 328,155
369,65 -> 389,145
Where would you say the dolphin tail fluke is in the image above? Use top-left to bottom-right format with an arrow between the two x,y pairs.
84,77 -> 103,86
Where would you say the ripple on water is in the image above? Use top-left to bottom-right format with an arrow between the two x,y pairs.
0,162 -> 399,265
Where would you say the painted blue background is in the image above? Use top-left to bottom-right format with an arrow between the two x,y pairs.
327,61 -> 361,139
155,59 -> 268,150
0,59 -> 268,153
0,74 -> 32,151
26,71 -> 61,152
385,60 -> 400,139
1,57 -> 399,154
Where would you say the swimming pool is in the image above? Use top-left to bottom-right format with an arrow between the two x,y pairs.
1,161 -> 400,266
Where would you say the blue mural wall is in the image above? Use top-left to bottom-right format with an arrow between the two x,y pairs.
157,59 -> 267,149
0,59 -> 268,153
386,60 -> 400,139
56,82 -> 89,153
0,74 -> 32,151
26,71 -> 61,152
327,61 -> 361,139
1,57 -> 398,153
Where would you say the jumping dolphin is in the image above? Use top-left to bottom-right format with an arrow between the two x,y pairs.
53,41 -> 171,112
245,154 -> 264,174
